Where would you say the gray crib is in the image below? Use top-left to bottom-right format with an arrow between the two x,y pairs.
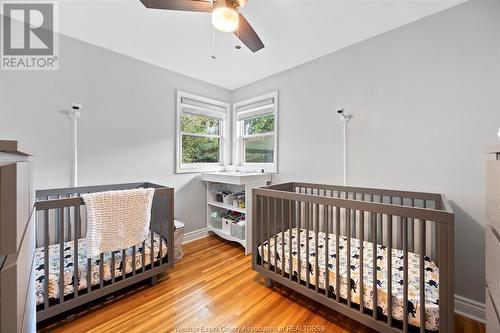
252,182 -> 454,333
34,182 -> 174,322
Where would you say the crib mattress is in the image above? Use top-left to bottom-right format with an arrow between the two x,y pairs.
35,231 -> 167,305
258,228 -> 440,331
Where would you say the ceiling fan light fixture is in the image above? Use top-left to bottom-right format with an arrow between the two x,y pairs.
211,6 -> 239,32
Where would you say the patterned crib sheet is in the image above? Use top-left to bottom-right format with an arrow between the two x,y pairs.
258,229 -> 440,331
35,231 -> 167,305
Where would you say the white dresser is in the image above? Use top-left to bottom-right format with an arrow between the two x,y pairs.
486,144 -> 500,333
0,140 -> 35,333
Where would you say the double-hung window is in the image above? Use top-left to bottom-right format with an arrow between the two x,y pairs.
233,91 -> 278,172
176,91 -> 230,173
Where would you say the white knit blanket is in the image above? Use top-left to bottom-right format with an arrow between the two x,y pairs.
81,188 -> 155,258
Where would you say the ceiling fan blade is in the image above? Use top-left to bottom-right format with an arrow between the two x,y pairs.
140,0 -> 212,12
234,14 -> 264,53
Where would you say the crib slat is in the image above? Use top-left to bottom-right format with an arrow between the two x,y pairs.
56,195 -> 61,242
87,258 -> 91,293
378,196 -> 383,245
66,197 -> 71,242
141,241 -> 146,273
44,209 -> 50,309
387,213 -> 393,327
367,195 -> 373,240
289,199 -> 293,281
132,246 -> 136,276
150,227 -> 154,269
325,204 -> 329,297
335,206 -> 340,302
273,197 -> 277,271
261,196 -> 264,269
73,206 -> 79,299
111,252 -> 116,282
346,208 -> 351,307
420,219 -> 426,333
281,199 -> 285,277
396,200 -> 401,249
372,212 -> 377,319
315,203 -> 319,292
403,217 -> 409,333
158,197 -> 163,265
123,249 -> 128,279
305,201 -> 310,288
359,209 -> 364,314
410,198 -> 415,252
297,200 -> 301,283
351,196 -> 356,237
99,253 -> 104,288
267,196 -> 271,272
59,208 -> 65,304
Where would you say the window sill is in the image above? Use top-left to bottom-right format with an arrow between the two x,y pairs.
175,165 -> 226,174
240,164 -> 277,174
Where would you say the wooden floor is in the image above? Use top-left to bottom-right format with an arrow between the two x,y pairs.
38,235 -> 485,333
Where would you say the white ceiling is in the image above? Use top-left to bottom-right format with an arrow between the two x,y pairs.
58,0 -> 465,90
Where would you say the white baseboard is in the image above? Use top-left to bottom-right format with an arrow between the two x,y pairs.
455,294 -> 485,323
183,228 -> 209,244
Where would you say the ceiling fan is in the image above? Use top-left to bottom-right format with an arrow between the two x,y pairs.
140,0 -> 265,53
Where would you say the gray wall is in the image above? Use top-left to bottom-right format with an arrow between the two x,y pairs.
0,34 -> 231,235
232,0 -> 500,304
1,0 -> 498,308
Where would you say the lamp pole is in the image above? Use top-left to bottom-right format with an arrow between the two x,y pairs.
68,104 -> 82,187
336,108 -> 352,186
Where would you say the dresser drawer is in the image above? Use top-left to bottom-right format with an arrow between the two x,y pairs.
486,160 -> 500,230
487,288 -> 500,333
486,224 -> 500,304
0,162 -> 32,256
0,212 -> 35,333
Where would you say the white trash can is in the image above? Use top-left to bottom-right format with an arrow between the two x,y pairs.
174,219 -> 185,262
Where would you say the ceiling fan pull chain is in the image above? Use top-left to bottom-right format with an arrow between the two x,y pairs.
235,27 -> 241,49
212,27 -> 217,60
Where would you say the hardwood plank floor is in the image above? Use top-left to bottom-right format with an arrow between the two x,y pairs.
38,235 -> 485,333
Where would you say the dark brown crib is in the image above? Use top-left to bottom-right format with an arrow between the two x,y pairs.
34,182 -> 174,322
252,182 -> 454,333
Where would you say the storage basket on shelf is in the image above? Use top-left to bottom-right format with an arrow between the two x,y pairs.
215,190 -> 228,203
233,191 -> 245,208
222,191 -> 233,205
238,193 -> 245,209
222,217 -> 232,233
221,211 -> 244,234
230,220 -> 245,240
210,211 -> 223,229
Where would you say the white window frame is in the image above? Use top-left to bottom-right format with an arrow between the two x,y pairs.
233,91 -> 278,173
176,90 -> 230,173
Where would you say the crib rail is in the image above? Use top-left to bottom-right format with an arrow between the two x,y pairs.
253,182 -> 454,333
34,182 -> 174,322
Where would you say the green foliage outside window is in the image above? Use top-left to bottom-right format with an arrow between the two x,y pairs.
182,136 -> 219,163
181,113 -> 219,135
244,114 -> 274,135
180,112 -> 275,165
181,113 -> 220,163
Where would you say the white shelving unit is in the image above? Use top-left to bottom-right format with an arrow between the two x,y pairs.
202,172 -> 271,255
